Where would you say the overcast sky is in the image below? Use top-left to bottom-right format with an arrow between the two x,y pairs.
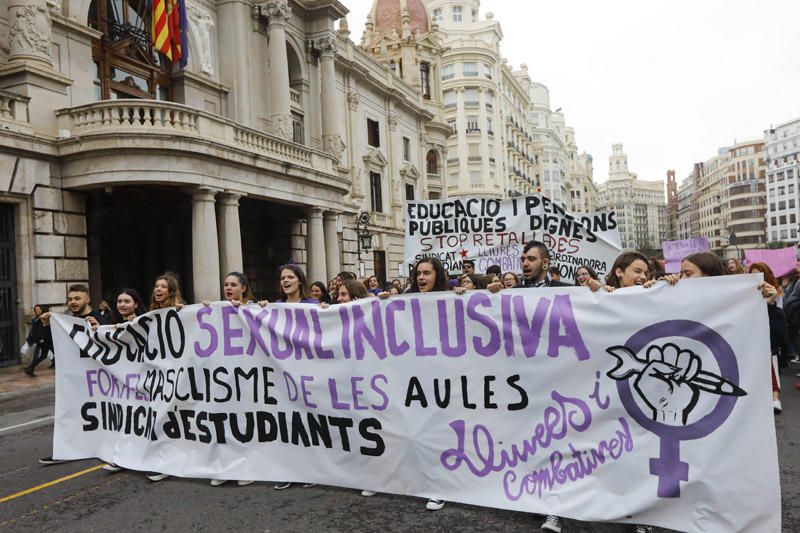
342,0 -> 800,185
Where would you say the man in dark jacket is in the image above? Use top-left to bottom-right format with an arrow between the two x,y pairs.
519,240 -> 571,288
38,283 -> 107,465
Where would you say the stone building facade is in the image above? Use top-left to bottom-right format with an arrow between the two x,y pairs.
0,0 -> 448,365
764,117 -> 800,244
380,0 -> 596,204
597,143 -> 666,250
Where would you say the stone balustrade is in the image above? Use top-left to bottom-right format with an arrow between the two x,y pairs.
55,99 -> 329,169
0,91 -> 31,123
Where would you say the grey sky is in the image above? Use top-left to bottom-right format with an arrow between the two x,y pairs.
342,0 -> 800,186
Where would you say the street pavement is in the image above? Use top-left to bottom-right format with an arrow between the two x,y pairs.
0,365 -> 797,533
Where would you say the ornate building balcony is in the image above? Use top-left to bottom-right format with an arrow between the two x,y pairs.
53,100 -> 348,205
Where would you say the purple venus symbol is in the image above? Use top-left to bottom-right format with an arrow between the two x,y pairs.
615,320 -> 739,498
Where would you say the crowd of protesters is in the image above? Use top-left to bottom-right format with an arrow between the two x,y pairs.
24,239 -> 797,533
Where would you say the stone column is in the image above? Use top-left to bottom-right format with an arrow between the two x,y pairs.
455,87 -> 467,188
261,0 -> 292,139
191,187 -> 221,301
7,0 -> 53,65
318,35 -> 345,162
216,191 -> 244,277
216,0 -> 251,122
479,87 -> 491,182
323,211 -> 340,281
306,207 -> 326,284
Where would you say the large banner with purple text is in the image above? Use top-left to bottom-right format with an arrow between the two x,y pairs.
52,276 -> 779,532
404,195 -> 622,282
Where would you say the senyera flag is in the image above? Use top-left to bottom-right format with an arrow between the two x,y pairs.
152,0 -> 189,68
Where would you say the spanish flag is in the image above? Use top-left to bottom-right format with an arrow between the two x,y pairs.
152,0 -> 188,68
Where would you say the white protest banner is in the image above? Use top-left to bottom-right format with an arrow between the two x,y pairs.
404,195 -> 622,283
52,276 -> 779,532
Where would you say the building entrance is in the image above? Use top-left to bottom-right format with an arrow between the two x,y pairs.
86,186 -> 193,304
0,204 -> 18,367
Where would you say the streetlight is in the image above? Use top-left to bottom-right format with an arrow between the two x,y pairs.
355,211 -> 373,276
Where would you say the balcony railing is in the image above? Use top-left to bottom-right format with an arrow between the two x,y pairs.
56,100 -> 332,169
0,91 -> 30,124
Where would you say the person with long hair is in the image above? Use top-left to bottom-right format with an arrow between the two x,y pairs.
726,258 -> 746,275
502,272 -> 520,288
109,288 -> 147,325
101,288 -> 147,473
670,253 -> 781,412
364,275 -> 382,296
146,273 -> 185,482
574,265 -> 600,288
747,262 -> 786,414
339,279 -> 369,302
605,251 -> 652,289
206,272 -> 257,487
150,272 -> 185,310
277,264 -> 316,304
273,264 -> 319,490
374,257 -> 450,511
310,281 -> 334,305
459,273 -> 487,291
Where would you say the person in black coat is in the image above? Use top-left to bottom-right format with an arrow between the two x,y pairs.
24,304 -> 52,377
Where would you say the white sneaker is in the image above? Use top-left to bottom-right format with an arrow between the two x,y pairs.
541,515 -> 562,533
210,479 -> 228,486
425,498 -> 446,511
146,472 -> 170,482
635,526 -> 653,533
301,483 -> 316,488
274,482 -> 291,490
361,490 -> 377,497
102,463 -> 123,472
773,398 -> 782,414
237,480 -> 255,486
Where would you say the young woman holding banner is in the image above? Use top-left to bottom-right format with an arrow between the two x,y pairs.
101,288 -> 148,474
272,264 -> 319,490
376,257 -> 451,511
146,273 -> 185,483
208,272 -> 258,487
746,261 -> 786,414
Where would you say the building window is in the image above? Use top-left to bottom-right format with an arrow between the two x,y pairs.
370,172 -> 383,212
464,88 -> 479,105
466,116 -> 479,134
487,117 -> 493,135
447,118 -> 456,133
419,62 -> 431,99
403,137 -> 411,161
405,184 -> 415,201
432,8 -> 442,24
470,171 -> 481,185
484,63 -> 493,79
88,0 -> 173,100
462,62 -> 478,76
443,90 -> 456,108
367,119 -> 380,147
291,112 -> 304,144
442,64 -> 454,80
452,5 -> 462,22
426,150 -> 438,175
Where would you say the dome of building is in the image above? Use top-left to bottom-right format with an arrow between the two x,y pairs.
371,0 -> 429,34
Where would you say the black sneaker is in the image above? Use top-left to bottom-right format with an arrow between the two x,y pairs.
24,367 -> 35,377
39,456 -> 66,465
